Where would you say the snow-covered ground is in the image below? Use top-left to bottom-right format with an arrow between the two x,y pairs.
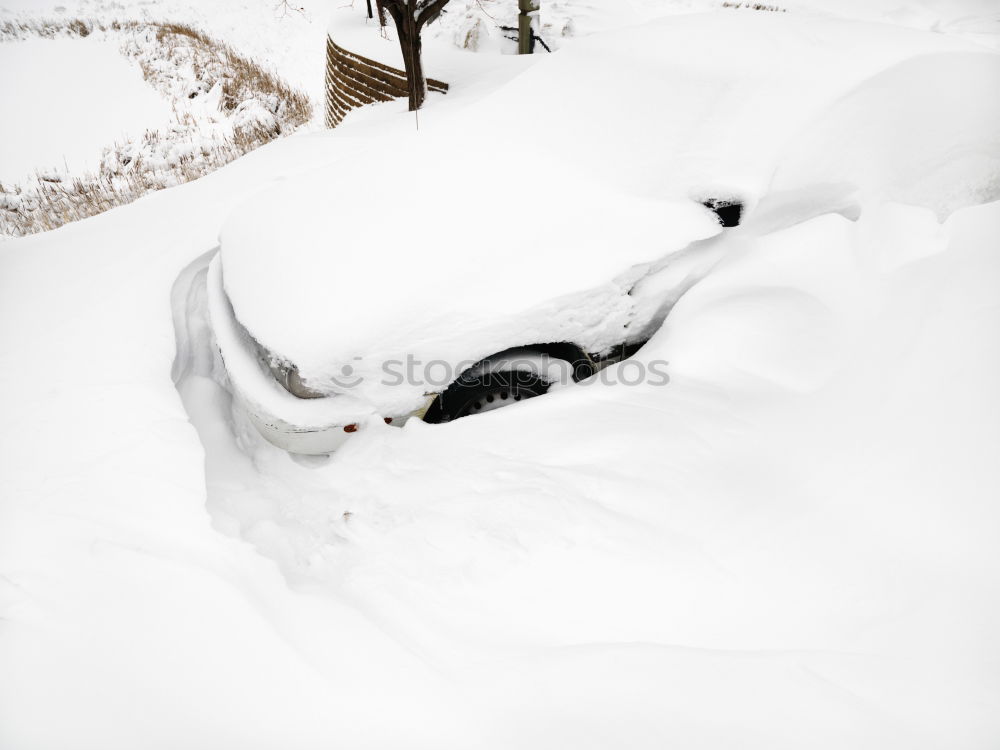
0,36 -> 175,182
1,1 -> 999,748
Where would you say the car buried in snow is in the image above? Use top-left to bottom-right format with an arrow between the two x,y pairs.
207,148 -> 737,455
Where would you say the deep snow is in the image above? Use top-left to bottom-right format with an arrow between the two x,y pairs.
1,1 -> 999,749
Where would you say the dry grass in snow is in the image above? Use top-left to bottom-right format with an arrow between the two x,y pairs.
721,2 -> 787,11
0,19 -> 312,238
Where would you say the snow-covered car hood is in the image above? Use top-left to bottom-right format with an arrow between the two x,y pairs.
219,148 -> 718,385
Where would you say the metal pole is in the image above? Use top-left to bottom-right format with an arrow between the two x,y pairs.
518,0 -> 539,54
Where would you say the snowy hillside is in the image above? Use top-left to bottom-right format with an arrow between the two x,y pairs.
1,1 -> 999,748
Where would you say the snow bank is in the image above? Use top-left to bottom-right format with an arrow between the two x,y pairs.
758,51 -> 1000,223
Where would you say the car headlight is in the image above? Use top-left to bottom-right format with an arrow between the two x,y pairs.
269,360 -> 326,399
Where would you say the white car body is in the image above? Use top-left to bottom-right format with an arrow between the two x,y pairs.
207,191 -> 726,454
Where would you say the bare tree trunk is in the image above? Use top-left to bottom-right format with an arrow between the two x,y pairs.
383,0 -> 447,110
396,4 -> 425,111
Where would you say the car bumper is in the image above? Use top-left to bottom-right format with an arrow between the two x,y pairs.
244,407 -> 422,455
207,254 -> 428,454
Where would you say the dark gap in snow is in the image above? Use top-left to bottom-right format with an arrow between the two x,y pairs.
702,198 -> 743,228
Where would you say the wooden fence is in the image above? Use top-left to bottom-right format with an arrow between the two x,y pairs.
325,36 -> 448,128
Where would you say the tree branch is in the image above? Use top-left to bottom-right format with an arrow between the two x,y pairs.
416,0 -> 450,30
